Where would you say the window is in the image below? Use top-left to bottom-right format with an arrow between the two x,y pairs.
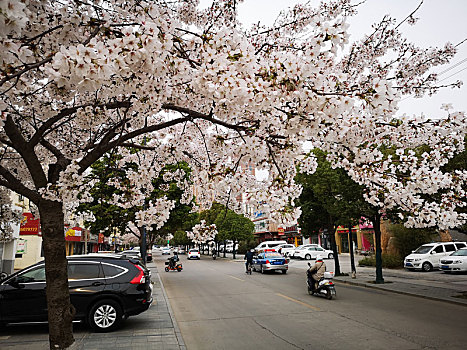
433,245 -> 444,253
455,243 -> 467,249
68,263 -> 103,280
102,264 -> 125,278
17,266 -> 46,283
444,244 -> 456,252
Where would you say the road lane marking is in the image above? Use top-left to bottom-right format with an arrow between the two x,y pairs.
228,275 -> 245,282
276,293 -> 320,311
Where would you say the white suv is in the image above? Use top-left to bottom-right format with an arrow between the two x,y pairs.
296,245 -> 334,260
404,242 -> 467,272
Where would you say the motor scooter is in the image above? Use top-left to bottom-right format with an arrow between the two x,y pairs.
212,251 -> 217,260
306,263 -> 336,300
165,257 -> 183,272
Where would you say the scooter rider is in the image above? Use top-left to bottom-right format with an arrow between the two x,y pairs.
244,249 -> 255,273
307,255 -> 326,290
169,251 -> 179,269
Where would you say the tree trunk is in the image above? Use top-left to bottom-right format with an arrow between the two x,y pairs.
327,225 -> 341,275
349,223 -> 356,278
232,240 -> 237,259
39,200 -> 75,349
223,240 -> 226,258
372,213 -> 384,284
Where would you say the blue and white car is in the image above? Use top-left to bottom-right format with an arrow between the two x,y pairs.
253,251 -> 288,274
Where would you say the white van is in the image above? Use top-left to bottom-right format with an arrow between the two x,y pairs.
255,240 -> 288,252
404,242 -> 467,272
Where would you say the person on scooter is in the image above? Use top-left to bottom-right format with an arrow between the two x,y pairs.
169,251 -> 179,269
307,255 -> 326,290
244,249 -> 255,273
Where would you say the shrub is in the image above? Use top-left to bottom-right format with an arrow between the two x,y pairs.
358,253 -> 403,269
390,224 -> 437,259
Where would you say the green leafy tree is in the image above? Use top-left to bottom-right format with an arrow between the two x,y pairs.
296,149 -> 379,276
215,209 -> 255,259
172,230 -> 191,247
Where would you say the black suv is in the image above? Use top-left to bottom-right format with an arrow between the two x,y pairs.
0,254 -> 152,331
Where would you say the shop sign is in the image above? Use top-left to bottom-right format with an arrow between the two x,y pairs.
65,227 -> 82,242
16,239 -> 27,254
278,227 -> 285,235
19,212 -> 40,236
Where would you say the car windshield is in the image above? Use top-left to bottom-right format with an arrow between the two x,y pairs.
413,245 -> 434,254
451,249 -> 467,256
190,249 -> 199,253
265,253 -> 282,258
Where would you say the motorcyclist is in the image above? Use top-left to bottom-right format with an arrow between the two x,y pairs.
169,251 -> 179,268
307,255 -> 326,290
244,249 -> 255,273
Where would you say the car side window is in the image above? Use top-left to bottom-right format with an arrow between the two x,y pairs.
68,263 -> 103,280
16,265 -> 46,283
444,244 -> 456,252
455,243 -> 466,249
433,246 -> 444,253
316,248 -> 324,252
102,264 -> 125,278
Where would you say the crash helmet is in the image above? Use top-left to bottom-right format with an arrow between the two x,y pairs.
315,255 -> 323,261
250,249 -> 255,252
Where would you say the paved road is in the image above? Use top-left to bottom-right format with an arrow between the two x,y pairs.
157,253 -> 466,350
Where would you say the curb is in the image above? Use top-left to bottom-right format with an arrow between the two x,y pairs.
333,278 -> 467,308
155,266 -> 187,350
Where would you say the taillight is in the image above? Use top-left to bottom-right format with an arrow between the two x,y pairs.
130,264 -> 146,284
266,260 -> 270,264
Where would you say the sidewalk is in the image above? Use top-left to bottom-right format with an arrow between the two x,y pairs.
332,265 -> 467,307
0,262 -> 186,350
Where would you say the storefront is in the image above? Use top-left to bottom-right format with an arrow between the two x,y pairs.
335,225 -> 359,253
14,212 -> 42,269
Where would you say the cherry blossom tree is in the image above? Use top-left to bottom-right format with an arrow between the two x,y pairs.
1,0 -> 466,348
187,220 -> 218,247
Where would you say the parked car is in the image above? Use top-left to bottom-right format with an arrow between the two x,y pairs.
0,255 -> 152,331
404,242 -> 467,272
188,249 -> 200,260
161,247 -> 171,255
252,251 -> 288,274
439,248 -> 467,273
276,244 -> 296,256
254,240 -> 287,252
119,249 -> 152,262
291,244 -> 315,259
295,245 -> 334,260
177,247 -> 186,254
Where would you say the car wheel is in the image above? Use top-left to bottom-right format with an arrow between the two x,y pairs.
88,299 -> 122,332
165,267 -> 169,272
328,253 -> 334,259
282,270 -> 287,274
252,265 -> 256,272
422,262 -> 433,272
260,265 -> 264,274
305,254 -> 311,260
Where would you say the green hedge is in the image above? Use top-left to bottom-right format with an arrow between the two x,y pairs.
358,253 -> 403,269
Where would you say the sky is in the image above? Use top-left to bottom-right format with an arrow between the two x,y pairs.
200,0 -> 467,119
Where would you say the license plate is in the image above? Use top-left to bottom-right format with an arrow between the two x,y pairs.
440,265 -> 450,270
405,263 -> 413,267
272,261 -> 282,265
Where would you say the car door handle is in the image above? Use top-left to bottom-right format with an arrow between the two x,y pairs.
92,282 -> 104,286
